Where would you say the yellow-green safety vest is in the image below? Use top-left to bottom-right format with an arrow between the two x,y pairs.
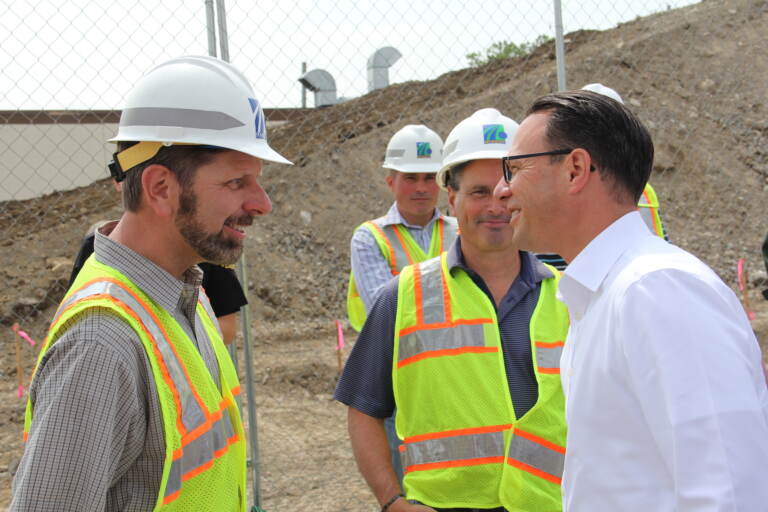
347,215 -> 458,331
394,253 -> 569,511
638,183 -> 666,239
24,256 -> 247,511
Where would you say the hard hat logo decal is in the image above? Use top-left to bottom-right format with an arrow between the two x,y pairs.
416,142 -> 433,158
249,97 -> 266,140
483,124 -> 508,144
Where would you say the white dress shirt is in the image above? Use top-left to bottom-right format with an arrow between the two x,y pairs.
558,211 -> 768,511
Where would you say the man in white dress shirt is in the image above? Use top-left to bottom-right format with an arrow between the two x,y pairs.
493,89 -> 768,511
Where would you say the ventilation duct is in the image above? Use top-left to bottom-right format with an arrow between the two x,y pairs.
367,47 -> 402,92
298,68 -> 338,107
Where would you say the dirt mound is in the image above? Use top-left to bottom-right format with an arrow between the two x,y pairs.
1,0 -> 767,345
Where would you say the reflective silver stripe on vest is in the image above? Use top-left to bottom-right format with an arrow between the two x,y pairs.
380,225 -> 412,273
398,257 -> 486,363
401,430 -> 505,469
418,257 -> 445,324
638,206 -> 657,235
399,324 -> 486,363
441,217 -> 458,248
56,281 -> 207,433
121,107 -> 245,130
164,406 -> 237,499
535,344 -> 563,370
507,431 -> 564,481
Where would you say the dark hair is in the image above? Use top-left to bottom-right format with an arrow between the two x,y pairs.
118,142 -> 227,211
527,90 -> 654,204
444,161 -> 471,191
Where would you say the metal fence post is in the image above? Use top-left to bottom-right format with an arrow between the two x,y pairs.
205,0 -> 263,509
553,0 -> 567,91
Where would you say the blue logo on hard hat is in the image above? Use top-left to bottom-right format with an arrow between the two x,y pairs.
249,98 -> 266,139
483,124 -> 508,144
416,142 -> 432,158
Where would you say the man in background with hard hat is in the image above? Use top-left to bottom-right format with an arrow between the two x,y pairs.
346,124 -> 458,483
536,82 -> 669,271
336,109 -> 569,511
11,56 -> 291,511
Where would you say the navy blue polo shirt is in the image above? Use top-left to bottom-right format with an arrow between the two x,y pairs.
334,237 -> 553,420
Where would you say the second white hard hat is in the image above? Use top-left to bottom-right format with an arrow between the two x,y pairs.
382,124 -> 444,173
436,108 -> 519,190
581,83 -> 624,104
110,55 -> 292,174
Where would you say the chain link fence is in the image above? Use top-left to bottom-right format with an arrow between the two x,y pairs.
1,0 -> 766,510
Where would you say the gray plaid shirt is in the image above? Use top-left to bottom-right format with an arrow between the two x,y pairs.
11,230 -> 222,511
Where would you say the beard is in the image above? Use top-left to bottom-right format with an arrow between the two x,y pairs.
175,186 -> 250,266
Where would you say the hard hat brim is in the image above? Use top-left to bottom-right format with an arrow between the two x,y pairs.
108,132 -> 293,165
436,150 -> 506,190
382,162 -> 441,174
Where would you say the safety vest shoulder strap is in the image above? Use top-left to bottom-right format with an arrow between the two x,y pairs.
637,183 -> 666,238
427,215 -> 458,257
637,182 -> 660,207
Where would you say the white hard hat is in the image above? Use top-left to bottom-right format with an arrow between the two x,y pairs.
436,108 -> 519,190
581,83 -> 624,104
382,124 -> 444,173
109,55 -> 291,178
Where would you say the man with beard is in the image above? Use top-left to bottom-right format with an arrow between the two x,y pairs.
335,109 -> 570,512
67,224 -> 248,345
11,56 -> 291,512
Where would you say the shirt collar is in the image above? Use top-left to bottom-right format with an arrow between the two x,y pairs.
559,210 -> 649,315
446,237 -> 553,286
93,230 -> 203,314
381,202 -> 441,229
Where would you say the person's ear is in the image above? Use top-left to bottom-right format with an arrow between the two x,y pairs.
565,148 -> 593,195
141,164 -> 179,217
447,185 -> 457,212
385,172 -> 395,191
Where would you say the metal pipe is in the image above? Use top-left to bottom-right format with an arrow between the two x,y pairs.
216,0 -> 230,63
301,61 -> 307,108
554,0 -> 567,91
204,0 -> 217,58
214,0 -> 262,507
236,254 -> 262,509
205,0 -> 241,408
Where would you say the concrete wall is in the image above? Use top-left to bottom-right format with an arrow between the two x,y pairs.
0,123 -> 117,202
0,120 -> 290,202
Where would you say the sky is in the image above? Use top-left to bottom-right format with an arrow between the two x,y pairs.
0,0 -> 699,110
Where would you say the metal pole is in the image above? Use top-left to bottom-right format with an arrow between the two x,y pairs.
204,0 -> 217,58
553,0 -> 567,91
216,0 -> 230,62
236,255 -> 263,510
213,2 -> 263,507
205,0 -> 240,378
301,62 -> 307,108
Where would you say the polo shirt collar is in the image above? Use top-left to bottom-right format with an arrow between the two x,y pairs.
445,237 -> 553,286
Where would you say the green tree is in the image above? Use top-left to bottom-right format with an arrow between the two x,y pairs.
466,35 -> 553,67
